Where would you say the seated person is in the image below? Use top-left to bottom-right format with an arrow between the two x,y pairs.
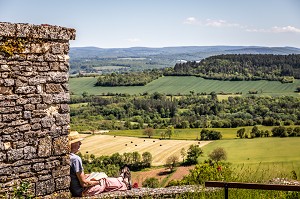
69,132 -> 131,197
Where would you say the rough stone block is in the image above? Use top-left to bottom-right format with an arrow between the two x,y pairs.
15,86 -> 36,94
24,104 -> 35,111
0,86 -> 13,95
36,104 -> 47,110
49,72 -> 68,83
52,93 -> 69,104
0,64 -> 10,71
7,148 -> 24,162
0,100 -> 15,107
15,124 -> 31,131
55,176 -> 70,190
45,160 -> 60,170
41,116 -> 55,128
13,164 -> 31,174
0,107 -> 14,114
35,179 -> 55,196
45,84 -> 64,93
54,114 -> 69,126
38,136 -> 51,157
31,123 -> 41,130
42,94 -> 53,104
10,119 -> 27,127
32,162 -> 45,172
49,62 -> 60,71
3,79 -> 14,86
15,79 -> 28,87
32,110 -> 47,118
28,76 -> 47,86
38,174 -> 52,181
2,113 -> 21,122
59,104 -> 69,113
24,146 -> 37,159
23,111 -> 32,119
28,94 -> 42,104
53,136 -> 68,155
52,165 -> 69,178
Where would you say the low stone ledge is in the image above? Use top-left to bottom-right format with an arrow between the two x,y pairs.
78,185 -> 207,199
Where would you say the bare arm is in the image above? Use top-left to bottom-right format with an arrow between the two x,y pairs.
76,171 -> 99,188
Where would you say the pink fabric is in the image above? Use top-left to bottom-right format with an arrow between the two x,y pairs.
82,177 -> 127,196
104,177 -> 127,192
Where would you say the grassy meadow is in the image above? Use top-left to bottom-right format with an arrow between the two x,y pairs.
199,137 -> 300,178
69,76 -> 300,96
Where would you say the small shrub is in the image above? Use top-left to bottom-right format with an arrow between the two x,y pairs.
208,147 -> 227,162
142,177 -> 160,188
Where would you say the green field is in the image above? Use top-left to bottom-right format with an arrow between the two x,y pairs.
69,76 -> 300,96
200,137 -> 300,180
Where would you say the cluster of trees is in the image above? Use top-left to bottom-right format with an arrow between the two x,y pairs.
272,126 -> 300,137
200,129 -> 222,140
70,93 -> 300,131
95,69 -> 163,86
166,54 -> 300,82
78,151 -> 153,175
237,126 -> 300,138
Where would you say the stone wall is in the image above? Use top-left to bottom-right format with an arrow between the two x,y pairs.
0,22 -> 75,198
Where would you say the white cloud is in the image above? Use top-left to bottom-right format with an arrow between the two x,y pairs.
246,28 -> 268,33
183,17 -> 199,25
184,17 -> 240,28
271,26 -> 300,33
246,25 -> 300,33
205,19 -> 240,28
127,38 -> 141,43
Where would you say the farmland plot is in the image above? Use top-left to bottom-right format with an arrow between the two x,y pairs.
69,76 -> 300,96
80,135 -> 211,166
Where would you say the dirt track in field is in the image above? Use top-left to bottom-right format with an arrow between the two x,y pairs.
80,134 -> 212,166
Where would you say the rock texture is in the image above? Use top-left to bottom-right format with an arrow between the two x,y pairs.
0,22 -> 75,198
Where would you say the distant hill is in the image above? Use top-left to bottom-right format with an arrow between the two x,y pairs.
70,46 -> 300,58
69,46 -> 300,74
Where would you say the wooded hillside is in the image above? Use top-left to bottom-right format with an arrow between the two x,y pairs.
168,54 -> 300,82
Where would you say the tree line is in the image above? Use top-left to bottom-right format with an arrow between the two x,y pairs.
95,69 -> 163,86
237,126 -> 300,138
70,93 -> 300,131
165,54 -> 300,82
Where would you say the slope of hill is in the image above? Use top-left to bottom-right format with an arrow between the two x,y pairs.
69,46 -> 300,74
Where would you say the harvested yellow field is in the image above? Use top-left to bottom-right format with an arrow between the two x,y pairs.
79,135 -> 212,166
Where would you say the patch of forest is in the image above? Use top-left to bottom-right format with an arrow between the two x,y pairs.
95,70 -> 163,86
166,54 -> 300,82
70,93 -> 300,131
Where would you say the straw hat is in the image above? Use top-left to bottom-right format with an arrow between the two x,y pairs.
69,131 -> 84,144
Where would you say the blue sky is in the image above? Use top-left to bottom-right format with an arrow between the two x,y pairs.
0,0 -> 299,48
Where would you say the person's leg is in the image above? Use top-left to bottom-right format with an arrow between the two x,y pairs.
82,179 -> 106,196
120,165 -> 132,190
